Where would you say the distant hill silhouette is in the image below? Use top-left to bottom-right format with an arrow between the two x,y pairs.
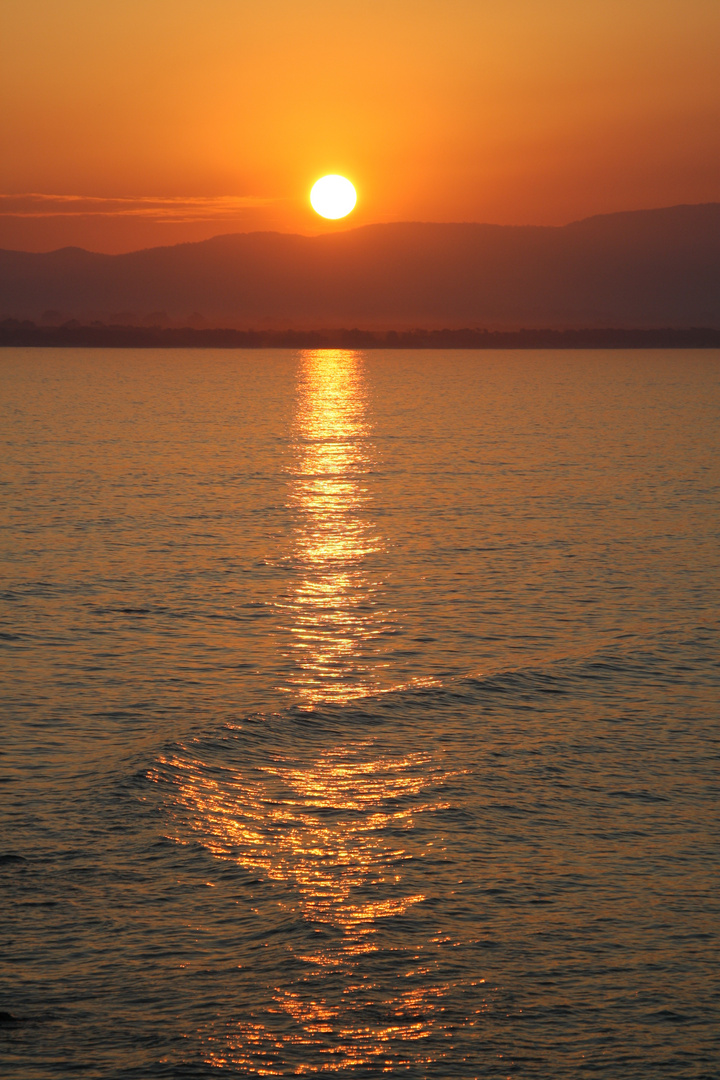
1,204 -> 718,329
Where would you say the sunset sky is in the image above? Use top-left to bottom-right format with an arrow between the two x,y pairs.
1,0 -> 718,252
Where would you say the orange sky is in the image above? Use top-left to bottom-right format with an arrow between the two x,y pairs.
1,0 -> 718,252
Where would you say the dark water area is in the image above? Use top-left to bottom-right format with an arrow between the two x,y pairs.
1,347 -> 718,1078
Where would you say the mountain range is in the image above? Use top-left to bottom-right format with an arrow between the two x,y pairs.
1,203 -> 718,329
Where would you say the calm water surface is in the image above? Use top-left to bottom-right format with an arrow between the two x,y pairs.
1,348 -> 718,1078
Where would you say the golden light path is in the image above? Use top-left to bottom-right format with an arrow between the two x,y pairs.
280,349 -> 390,707
156,352 -> 466,1072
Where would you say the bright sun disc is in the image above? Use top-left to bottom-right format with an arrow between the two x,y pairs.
310,175 -> 357,219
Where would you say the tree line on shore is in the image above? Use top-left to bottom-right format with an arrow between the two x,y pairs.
1,319 -> 718,349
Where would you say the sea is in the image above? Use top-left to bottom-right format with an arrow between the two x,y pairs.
1,347 -> 718,1079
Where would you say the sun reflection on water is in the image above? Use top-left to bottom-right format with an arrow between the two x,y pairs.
278,349 -> 393,706
161,740 -> 457,1072
166,743 -> 436,941
153,351 -> 469,1072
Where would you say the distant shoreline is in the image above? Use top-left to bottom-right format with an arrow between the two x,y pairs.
1,321 -> 719,350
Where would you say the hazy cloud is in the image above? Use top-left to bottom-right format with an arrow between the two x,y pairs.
0,194 -> 275,222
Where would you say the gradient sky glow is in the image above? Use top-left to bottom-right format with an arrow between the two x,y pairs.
1,0 -> 718,251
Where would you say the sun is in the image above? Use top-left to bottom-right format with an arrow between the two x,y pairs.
310,175 -> 357,220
